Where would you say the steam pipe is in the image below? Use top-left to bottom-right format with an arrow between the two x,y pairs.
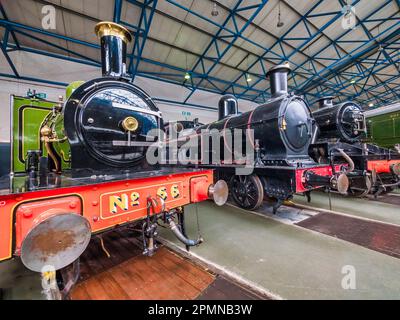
336,148 -> 355,172
168,218 -> 203,246
266,63 -> 291,98
95,21 -> 132,77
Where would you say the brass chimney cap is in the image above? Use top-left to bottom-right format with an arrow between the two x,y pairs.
95,21 -> 132,43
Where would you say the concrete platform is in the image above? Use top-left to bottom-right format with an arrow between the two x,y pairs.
161,201 -> 400,300
0,258 -> 44,300
294,192 -> 400,226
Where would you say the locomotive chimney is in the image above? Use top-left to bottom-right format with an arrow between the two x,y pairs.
317,96 -> 335,109
218,95 -> 238,121
95,21 -> 132,78
266,63 -> 291,98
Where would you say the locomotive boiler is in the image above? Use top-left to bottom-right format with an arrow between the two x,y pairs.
168,64 -> 349,212
310,97 -> 400,196
312,96 -> 366,143
0,21 -> 228,298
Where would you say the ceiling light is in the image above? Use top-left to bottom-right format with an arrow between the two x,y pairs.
350,79 -> 356,84
341,2 -> 356,30
368,102 -> 374,107
184,72 -> 191,80
277,2 -> 284,28
344,8 -> 352,19
246,74 -> 252,82
211,2 -> 219,17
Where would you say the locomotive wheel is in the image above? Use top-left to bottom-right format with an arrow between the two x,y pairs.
348,176 -> 372,198
349,188 -> 369,198
230,175 -> 264,210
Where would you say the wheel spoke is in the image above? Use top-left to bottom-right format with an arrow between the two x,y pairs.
248,194 -> 256,201
231,175 -> 263,210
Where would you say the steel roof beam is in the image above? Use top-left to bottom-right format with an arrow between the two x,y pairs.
178,0 -> 269,104
0,3 -> 19,49
0,18 -> 269,97
246,0 -> 395,102
284,0 -> 396,92
0,27 -> 19,77
304,26 -> 400,101
127,0 -> 158,80
114,0 -> 123,23
232,0 -> 355,99
16,0 -> 259,80
165,0 -> 330,99
234,0 -> 360,100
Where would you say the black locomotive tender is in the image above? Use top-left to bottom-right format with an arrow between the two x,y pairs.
310,96 -> 400,196
167,64 -> 350,212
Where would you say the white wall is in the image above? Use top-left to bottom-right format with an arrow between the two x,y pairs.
0,50 -> 257,142
0,78 -> 65,142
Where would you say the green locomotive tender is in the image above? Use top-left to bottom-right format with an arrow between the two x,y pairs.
365,102 -> 400,150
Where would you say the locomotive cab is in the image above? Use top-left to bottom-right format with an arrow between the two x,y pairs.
170,64 -> 349,211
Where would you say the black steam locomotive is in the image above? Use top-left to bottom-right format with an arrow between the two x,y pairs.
167,65 -> 348,212
310,96 -> 400,196
38,22 -> 163,174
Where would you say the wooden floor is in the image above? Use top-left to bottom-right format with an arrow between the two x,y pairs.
71,227 -> 261,300
72,247 -> 214,300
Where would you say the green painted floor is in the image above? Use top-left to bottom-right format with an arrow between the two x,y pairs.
294,192 -> 400,226
161,201 -> 400,300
